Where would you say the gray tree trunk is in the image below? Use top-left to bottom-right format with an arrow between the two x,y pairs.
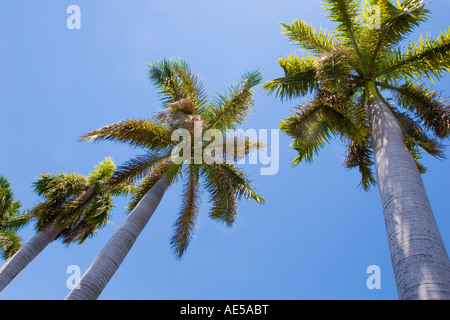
0,221 -> 63,292
368,98 -> 450,300
65,176 -> 171,300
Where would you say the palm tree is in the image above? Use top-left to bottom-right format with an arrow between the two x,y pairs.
65,58 -> 265,300
264,0 -> 450,299
0,175 -> 29,261
0,158 -> 132,292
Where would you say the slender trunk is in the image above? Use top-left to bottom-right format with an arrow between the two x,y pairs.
65,176 -> 171,300
0,221 -> 63,292
367,90 -> 450,299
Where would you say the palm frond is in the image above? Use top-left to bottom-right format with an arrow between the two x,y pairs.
343,140 -> 376,190
364,0 -> 429,73
170,165 -> 201,259
81,119 -> 174,152
378,28 -> 450,82
379,81 -> 450,138
211,164 -> 265,204
202,70 -> 262,131
393,108 -> 445,158
201,165 -> 238,227
148,58 -> 208,109
281,19 -> 336,54
107,151 -> 171,185
322,0 -> 364,63
263,55 -> 319,100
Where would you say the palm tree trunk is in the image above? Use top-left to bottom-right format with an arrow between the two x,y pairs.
367,94 -> 450,299
0,221 -> 63,292
65,176 -> 171,300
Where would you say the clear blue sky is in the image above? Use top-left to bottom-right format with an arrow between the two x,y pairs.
0,0 -> 449,300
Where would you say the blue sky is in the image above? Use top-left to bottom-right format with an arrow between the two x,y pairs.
0,0 -> 449,300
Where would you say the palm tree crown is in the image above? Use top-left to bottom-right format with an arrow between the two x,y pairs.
264,0 -> 449,189
81,58 -> 265,259
31,158 -> 133,244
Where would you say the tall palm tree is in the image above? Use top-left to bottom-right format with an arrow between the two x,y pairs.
65,58 -> 265,300
0,158 -> 132,292
0,175 -> 29,260
264,0 -> 450,299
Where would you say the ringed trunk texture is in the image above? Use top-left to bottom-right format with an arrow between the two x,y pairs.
368,98 -> 450,300
0,221 -> 63,292
65,176 -> 171,300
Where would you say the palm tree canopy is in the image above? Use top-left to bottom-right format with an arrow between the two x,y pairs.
81,58 -> 265,259
30,158 -> 134,245
0,175 -> 30,259
264,0 -> 450,190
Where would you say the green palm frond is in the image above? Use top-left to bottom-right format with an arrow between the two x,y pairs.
343,140 -> 376,190
323,0 -> 364,63
170,165 -> 201,259
81,119 -> 174,152
210,164 -> 265,204
263,55 -> 319,100
202,70 -> 262,131
148,58 -> 208,109
379,81 -> 450,138
393,108 -> 445,159
315,46 -> 355,93
108,152 -> 171,185
280,89 -> 367,165
364,0 -> 429,73
32,173 -> 89,208
61,193 -> 114,244
378,28 -> 450,82
201,165 -> 238,227
281,19 -> 336,54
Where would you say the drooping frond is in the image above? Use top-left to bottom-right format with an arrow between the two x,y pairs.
202,70 -> 262,131
170,165 -> 201,259
210,164 -> 265,204
280,89 -> 367,166
392,108 -> 445,158
343,140 -> 376,190
379,81 -> 450,138
263,55 -> 319,100
81,119 -> 174,152
201,165 -> 238,227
